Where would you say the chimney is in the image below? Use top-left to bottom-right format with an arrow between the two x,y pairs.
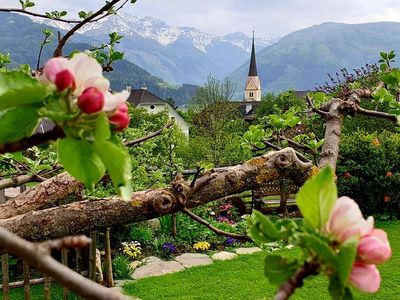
141,83 -> 147,90
126,86 -> 132,92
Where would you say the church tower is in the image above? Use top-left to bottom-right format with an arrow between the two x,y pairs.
244,32 -> 262,101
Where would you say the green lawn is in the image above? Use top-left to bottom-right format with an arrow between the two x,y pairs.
124,221 -> 400,300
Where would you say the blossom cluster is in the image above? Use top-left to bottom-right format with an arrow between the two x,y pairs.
42,53 -> 130,131
326,196 -> 392,292
122,241 -> 142,259
193,241 -> 211,251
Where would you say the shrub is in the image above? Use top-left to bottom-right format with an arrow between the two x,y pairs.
129,225 -> 154,245
337,130 -> 400,217
112,255 -> 132,280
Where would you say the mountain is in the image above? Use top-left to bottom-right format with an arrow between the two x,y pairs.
0,13 -> 197,106
230,22 -> 400,95
32,12 -> 276,85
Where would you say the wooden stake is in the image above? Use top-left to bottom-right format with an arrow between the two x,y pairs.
104,228 -> 113,287
2,254 -> 9,300
43,275 -> 50,300
88,231 -> 97,281
23,260 -> 30,300
61,248 -> 69,299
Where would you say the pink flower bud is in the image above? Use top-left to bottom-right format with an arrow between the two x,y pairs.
349,262 -> 381,293
109,104 -> 130,131
358,229 -> 391,265
78,87 -> 104,114
43,57 -> 70,83
326,197 -> 374,244
54,69 -> 75,91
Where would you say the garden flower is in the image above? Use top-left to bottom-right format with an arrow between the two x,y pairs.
384,195 -> 391,203
386,171 -> 393,177
43,53 -> 129,113
357,229 -> 391,265
193,241 -> 211,251
162,242 -> 177,253
325,196 -> 374,244
349,262 -> 381,293
343,172 -> 351,178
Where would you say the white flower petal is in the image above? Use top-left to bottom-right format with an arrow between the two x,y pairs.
84,77 -> 110,92
103,90 -> 130,112
70,53 -> 103,93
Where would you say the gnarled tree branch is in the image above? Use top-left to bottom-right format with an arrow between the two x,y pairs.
0,148 -> 312,241
125,122 -> 173,147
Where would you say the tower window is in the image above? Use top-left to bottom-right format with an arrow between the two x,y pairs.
250,92 -> 254,97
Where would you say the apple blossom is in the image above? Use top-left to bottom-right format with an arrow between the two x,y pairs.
325,196 -> 374,244
358,229 -> 391,265
109,103 -> 130,131
43,53 -> 129,113
54,69 -> 75,91
349,262 -> 381,293
78,87 -> 104,114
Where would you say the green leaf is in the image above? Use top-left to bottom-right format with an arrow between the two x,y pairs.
264,254 -> 300,285
94,139 -> 132,200
78,11 -> 87,18
296,167 -> 337,230
58,137 -> 105,189
329,275 -> 345,300
337,237 -> 358,286
0,71 -> 51,110
295,233 -> 337,266
343,288 -> 354,300
247,210 -> 280,244
94,113 -> 111,141
0,107 -> 40,144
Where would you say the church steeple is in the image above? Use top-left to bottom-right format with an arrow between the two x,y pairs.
248,32 -> 258,76
245,31 -> 262,101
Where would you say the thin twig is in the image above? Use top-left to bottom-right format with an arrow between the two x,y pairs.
124,122 -> 173,146
273,260 -> 319,300
181,207 -> 251,241
52,0 -> 122,57
305,95 -> 328,116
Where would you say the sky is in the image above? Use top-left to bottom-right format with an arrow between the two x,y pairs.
2,0 -> 400,38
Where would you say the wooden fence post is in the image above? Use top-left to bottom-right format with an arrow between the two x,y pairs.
104,228 -> 114,287
23,260 -> 30,300
61,249 -> 69,299
43,274 -> 50,300
2,254 -> 10,300
88,231 -> 98,281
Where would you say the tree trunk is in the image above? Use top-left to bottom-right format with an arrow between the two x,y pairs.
0,148 -> 311,241
0,172 -> 83,219
319,99 -> 345,171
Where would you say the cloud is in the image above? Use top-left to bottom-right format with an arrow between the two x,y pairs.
2,0 -> 400,38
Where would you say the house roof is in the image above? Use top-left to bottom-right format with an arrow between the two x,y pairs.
127,89 -> 165,106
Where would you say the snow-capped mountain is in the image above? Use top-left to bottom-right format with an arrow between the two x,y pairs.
31,12 -> 277,84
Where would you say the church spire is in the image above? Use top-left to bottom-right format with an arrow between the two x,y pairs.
248,31 -> 258,76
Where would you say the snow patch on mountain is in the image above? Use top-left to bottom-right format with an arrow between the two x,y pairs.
30,12 -> 277,53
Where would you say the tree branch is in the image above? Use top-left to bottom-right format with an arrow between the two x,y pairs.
52,0 -> 122,57
0,148 -> 312,241
181,207 -> 251,241
0,172 -> 83,219
356,105 -> 398,122
0,126 -> 65,155
0,227 -> 132,300
305,95 -> 328,116
262,139 -> 310,163
273,260 -> 319,300
124,122 -> 173,147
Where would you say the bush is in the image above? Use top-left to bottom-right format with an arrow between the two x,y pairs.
337,130 -> 400,217
129,225 -> 154,245
112,255 -> 132,280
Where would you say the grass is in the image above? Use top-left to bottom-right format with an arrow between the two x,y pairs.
0,284 -> 80,300
124,221 -> 400,300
